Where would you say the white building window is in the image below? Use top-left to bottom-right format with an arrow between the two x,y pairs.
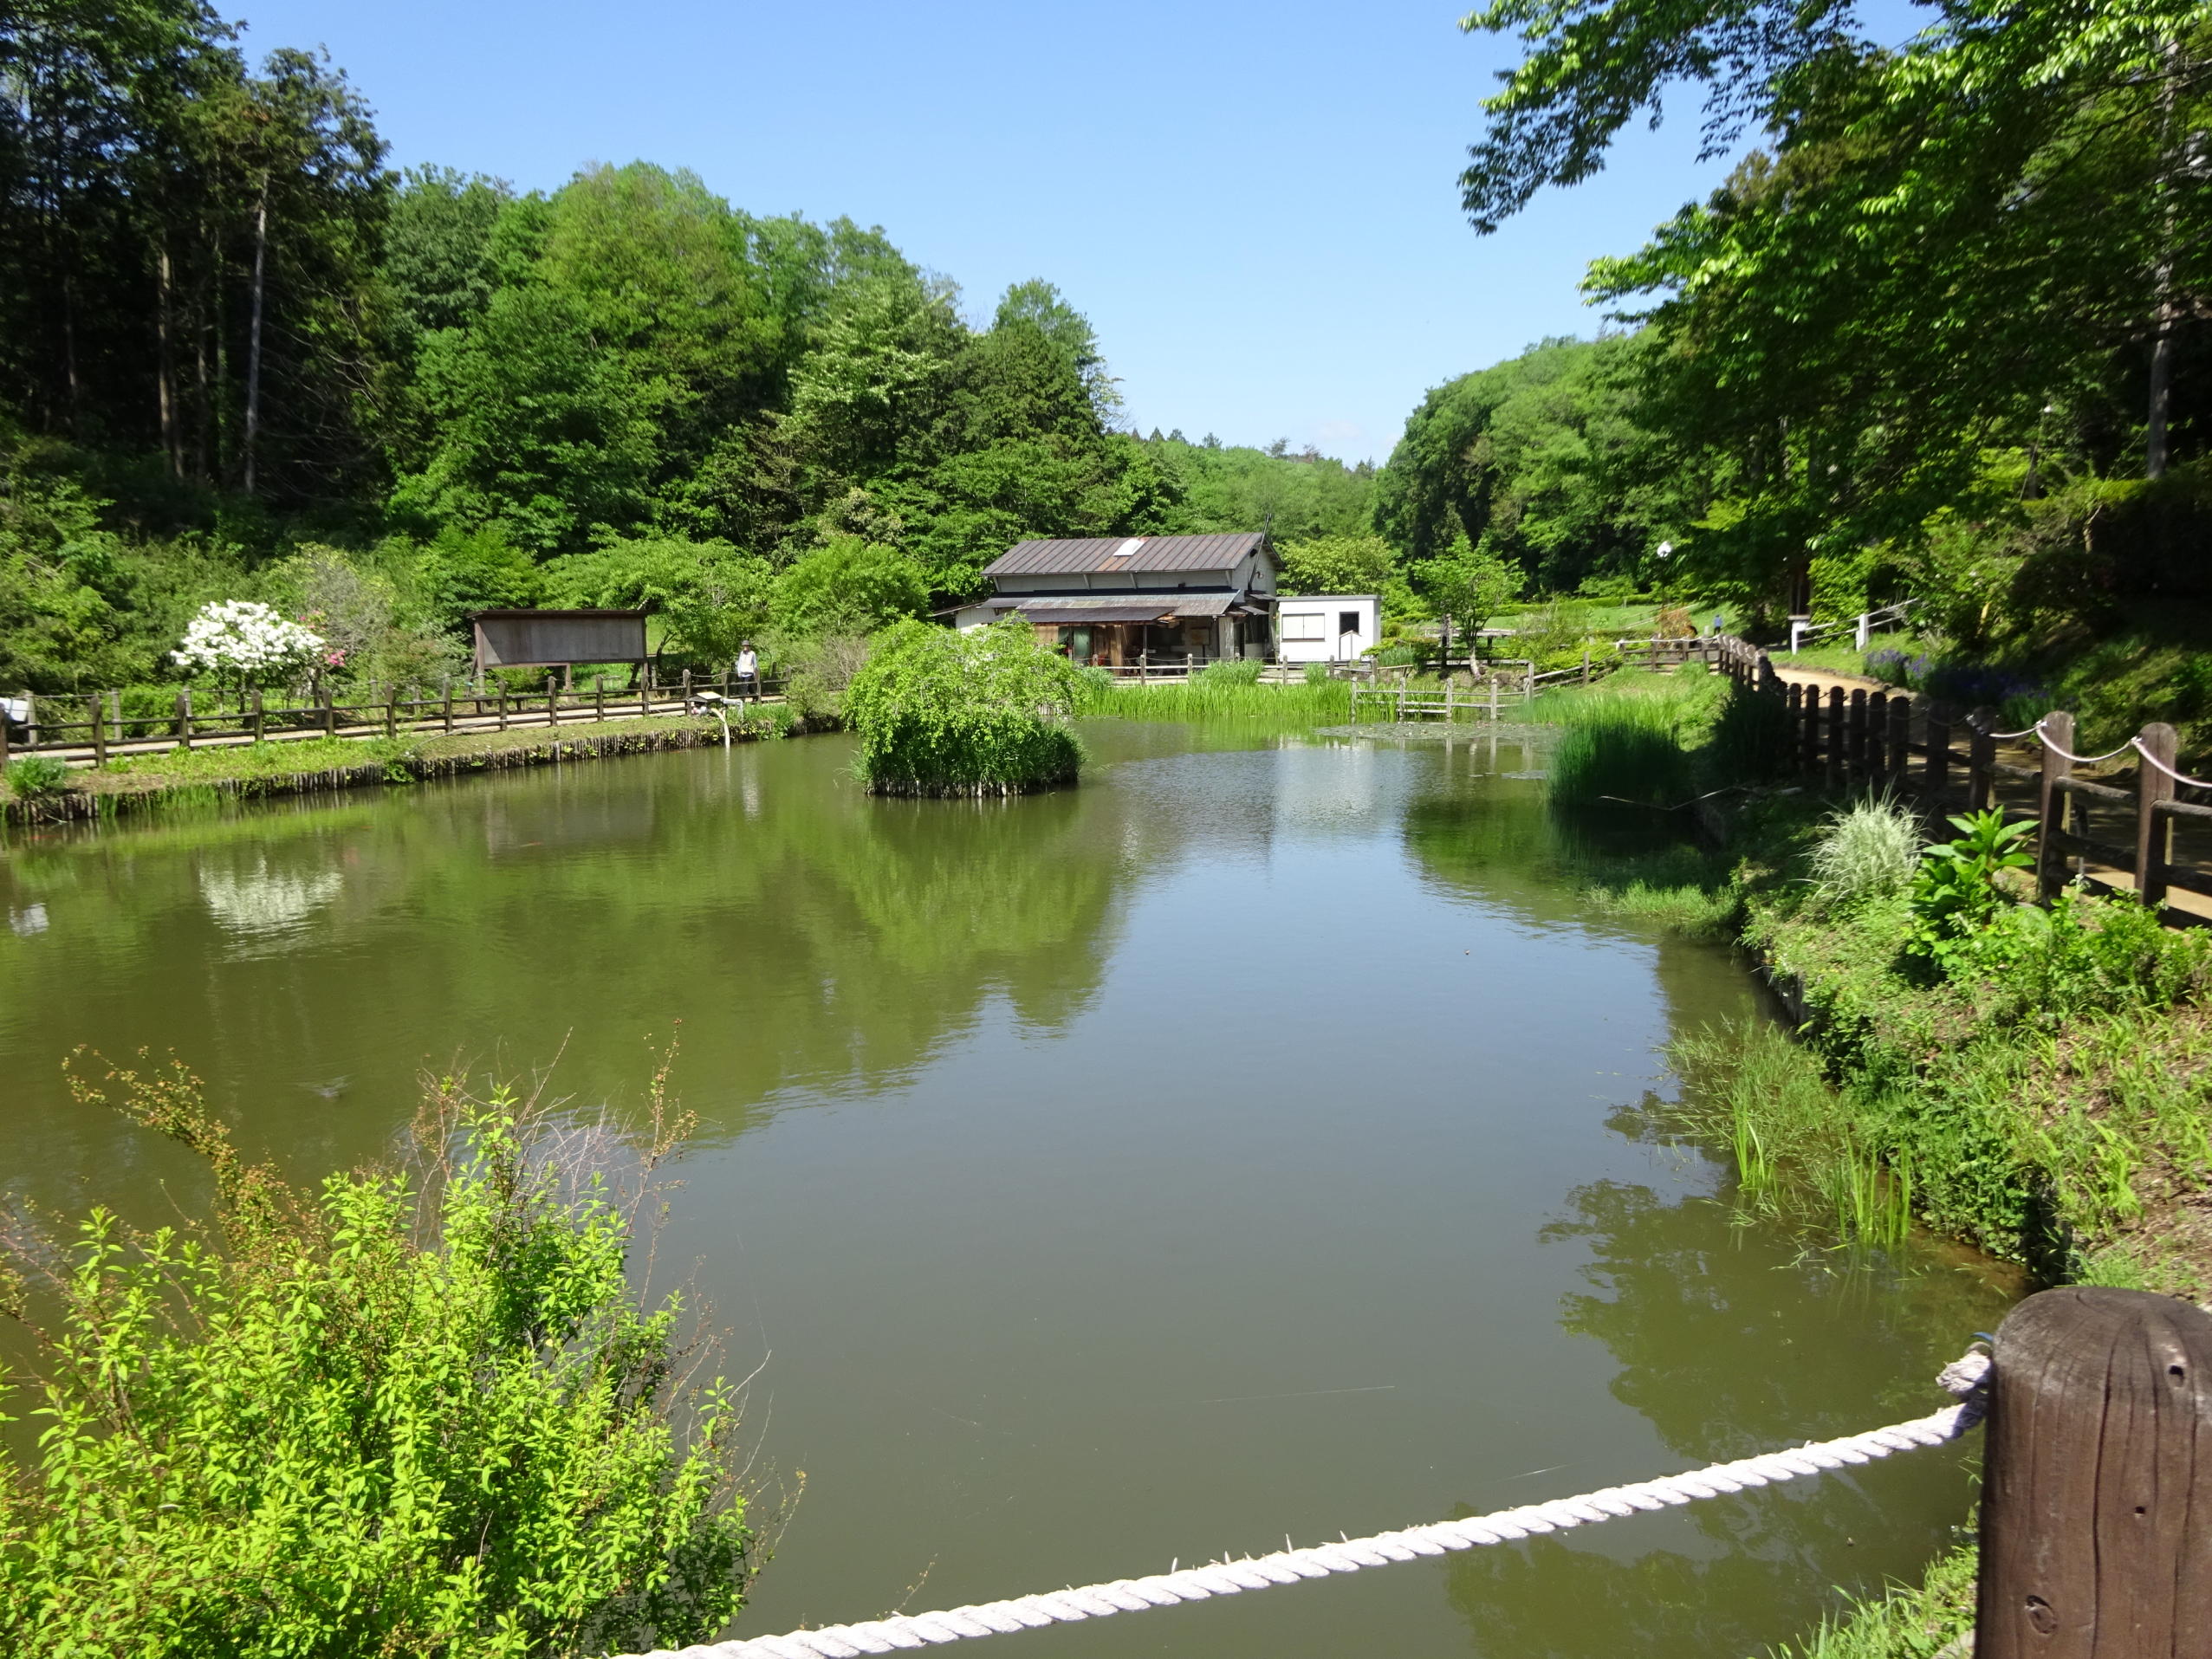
1280,612 -> 1325,641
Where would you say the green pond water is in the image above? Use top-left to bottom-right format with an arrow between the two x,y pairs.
0,722 -> 2010,1658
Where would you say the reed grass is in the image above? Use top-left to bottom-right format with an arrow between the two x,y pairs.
1075,675 -> 1351,726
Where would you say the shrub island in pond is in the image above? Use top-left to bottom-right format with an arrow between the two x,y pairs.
847,618 -> 1088,797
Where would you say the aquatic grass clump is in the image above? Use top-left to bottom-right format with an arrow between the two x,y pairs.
1074,671 -> 1351,727
847,619 -> 1087,797
1545,693 -> 1695,807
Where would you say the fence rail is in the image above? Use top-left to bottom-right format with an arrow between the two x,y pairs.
1706,636 -> 2212,922
0,669 -> 786,770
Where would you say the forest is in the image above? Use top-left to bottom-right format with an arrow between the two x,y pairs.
1,0 -> 2206,698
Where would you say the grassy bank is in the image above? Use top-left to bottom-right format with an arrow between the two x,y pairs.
3,706 -> 801,827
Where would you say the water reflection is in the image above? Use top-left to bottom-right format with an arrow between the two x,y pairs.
1439,1171 -> 2006,1658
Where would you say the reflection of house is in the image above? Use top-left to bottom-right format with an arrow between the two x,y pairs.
953,535 -> 1277,666
1275,594 -> 1378,664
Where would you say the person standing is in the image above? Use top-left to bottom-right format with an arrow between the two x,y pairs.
735,640 -> 759,704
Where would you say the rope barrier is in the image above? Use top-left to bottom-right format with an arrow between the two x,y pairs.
634,1352 -> 1991,1659
2131,738 -> 2212,794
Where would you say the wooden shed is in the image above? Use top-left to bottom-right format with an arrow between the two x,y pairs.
470,610 -> 649,678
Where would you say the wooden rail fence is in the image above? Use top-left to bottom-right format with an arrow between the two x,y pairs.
0,668 -> 785,771
1709,635 -> 2212,919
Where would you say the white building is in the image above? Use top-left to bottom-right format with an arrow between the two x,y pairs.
1272,594 -> 1378,665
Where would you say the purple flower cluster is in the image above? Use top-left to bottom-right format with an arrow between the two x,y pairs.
1864,649 -> 2046,709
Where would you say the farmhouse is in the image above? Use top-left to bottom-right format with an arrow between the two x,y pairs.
954,534 -> 1277,667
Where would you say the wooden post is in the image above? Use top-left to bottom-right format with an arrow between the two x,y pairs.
1886,694 -> 1910,792
2137,723 -> 2177,911
1926,703 -> 1952,801
108,688 -> 122,745
176,687 -> 193,752
497,686 -> 509,732
595,681 -> 605,723
443,682 -> 455,735
1791,684 -> 1814,774
88,695 -> 107,768
1580,646 -> 1590,685
639,660 -> 652,716
1866,691 -> 1888,781
384,690 -> 397,741
21,691 -> 36,751
1848,689 -> 1869,782
0,700 -> 10,768
547,671 -> 559,729
1978,1286 -> 2212,1659
1826,686 -> 1846,791
1968,707 -> 1997,813
2037,710 -> 2074,900
323,687 -> 338,738
250,687 -> 264,743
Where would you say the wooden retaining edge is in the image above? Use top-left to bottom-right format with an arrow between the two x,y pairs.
2,718 -> 812,830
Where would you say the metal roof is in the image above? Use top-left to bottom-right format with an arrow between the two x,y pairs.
983,534 -> 1268,578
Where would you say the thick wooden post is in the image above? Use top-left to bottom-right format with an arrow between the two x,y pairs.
1867,691 -> 1888,781
88,695 -> 107,767
497,686 -> 509,732
384,690 -> 397,741
1886,694 -> 1911,791
2137,723 -> 2176,911
547,671 -> 559,729
1969,708 -> 1997,813
443,682 -> 455,735
322,687 -> 338,738
1826,686 -> 1846,791
2037,710 -> 2074,900
176,687 -> 193,752
1848,689 -> 1869,781
595,681 -> 605,723
1979,1286 -> 2212,1659
250,686 -> 265,743
1926,703 -> 1952,800
639,660 -> 652,716
1796,684 -> 1819,774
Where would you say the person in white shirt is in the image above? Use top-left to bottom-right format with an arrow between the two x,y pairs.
734,642 -> 759,703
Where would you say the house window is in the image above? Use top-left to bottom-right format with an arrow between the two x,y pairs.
1281,612 -> 1325,641
1338,611 -> 1360,636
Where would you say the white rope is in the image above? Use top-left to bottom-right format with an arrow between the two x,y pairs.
2131,737 -> 2212,793
635,1352 -> 1991,1659
2028,718 -> 2134,767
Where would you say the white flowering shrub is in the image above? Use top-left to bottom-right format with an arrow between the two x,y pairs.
172,600 -> 326,688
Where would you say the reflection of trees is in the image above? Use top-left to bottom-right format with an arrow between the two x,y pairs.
0,736 -> 1175,1200
1436,1176 -> 2010,1658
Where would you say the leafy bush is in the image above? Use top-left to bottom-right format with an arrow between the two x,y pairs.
4,753 -> 71,797
846,618 -> 1085,795
1949,889 -> 2212,1024
1807,796 -> 1922,910
1904,809 -> 2034,969
0,1053 -> 751,1656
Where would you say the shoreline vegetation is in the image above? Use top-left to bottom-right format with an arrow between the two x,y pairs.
1533,671 -> 2212,1658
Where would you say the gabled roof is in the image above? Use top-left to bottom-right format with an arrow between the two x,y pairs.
983,533 -> 1267,578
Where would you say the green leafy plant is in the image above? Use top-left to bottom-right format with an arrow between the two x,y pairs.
1904,809 -> 2034,969
3,754 -> 72,798
0,1050 -> 752,1657
846,617 -> 1086,795
1949,888 -> 2212,1025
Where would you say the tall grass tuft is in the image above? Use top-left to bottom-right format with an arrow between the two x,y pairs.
1807,795 -> 1923,910
1546,694 -> 1694,807
1670,1022 -> 1915,1248
1075,671 -> 1351,726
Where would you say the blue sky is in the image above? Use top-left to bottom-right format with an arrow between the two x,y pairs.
235,0 -> 1749,465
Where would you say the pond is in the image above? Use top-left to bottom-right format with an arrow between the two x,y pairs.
0,721 -> 2010,1658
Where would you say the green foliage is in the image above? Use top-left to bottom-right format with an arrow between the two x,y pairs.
771,537 -> 927,638
0,1053 -> 749,1656
846,619 -> 1085,794
1075,673 -> 1351,727
548,535 -> 773,665
1764,1536 -> 1978,1659
1948,889 -> 2212,1027
1275,534 -> 1393,597
1807,797 -> 1922,911
1903,810 -> 2034,970
4,754 -> 72,798
1422,538 -> 1523,647
1134,433 -> 1376,546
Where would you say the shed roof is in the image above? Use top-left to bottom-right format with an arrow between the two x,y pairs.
984,534 -> 1267,579
984,593 -> 1250,622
